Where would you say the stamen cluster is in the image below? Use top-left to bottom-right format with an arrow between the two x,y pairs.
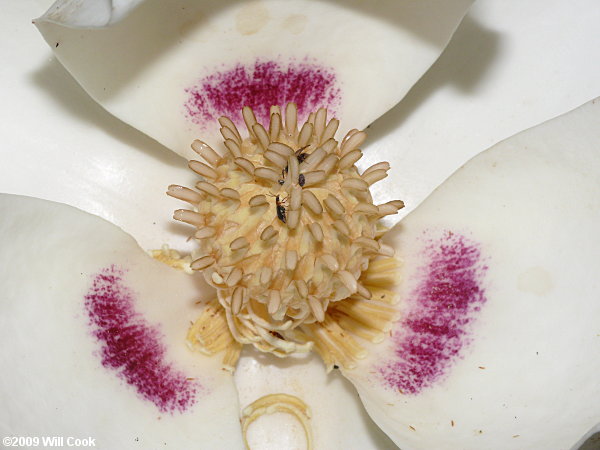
170,104 -> 402,367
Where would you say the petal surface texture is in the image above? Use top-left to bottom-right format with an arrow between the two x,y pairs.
234,348 -> 398,450
0,194 -> 244,449
34,0 -> 473,159
345,98 -> 600,449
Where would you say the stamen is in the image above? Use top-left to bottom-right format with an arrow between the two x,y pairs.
268,115 -> 281,142
302,191 -> 323,215
252,123 -> 270,151
308,295 -> 325,322
362,169 -> 388,185
301,147 -> 326,171
196,180 -> 221,197
220,188 -> 240,201
218,116 -> 242,143
220,126 -> 240,146
264,150 -> 287,168
298,122 -> 314,147
301,171 -> 326,187
321,119 -> 339,143
285,250 -> 298,270
224,139 -> 243,158
191,255 -> 216,270
260,225 -> 278,241
259,267 -> 273,285
234,157 -> 256,175
195,227 -> 216,239
290,186 -> 302,210
255,167 -> 280,183
354,202 -> 379,215
231,287 -> 245,315
318,154 -> 338,174
287,210 -> 300,229
285,102 -> 298,137
173,209 -> 204,227
341,178 -> 368,191
191,140 -> 222,166
320,254 -> 339,272
363,161 -> 390,176
314,107 -> 327,141
324,194 -> 345,216
268,142 -> 295,157
189,160 -> 218,180
167,185 -> 203,204
242,106 -> 258,137
230,236 -> 250,250
338,149 -> 363,170
308,222 -> 324,242
339,130 -> 366,156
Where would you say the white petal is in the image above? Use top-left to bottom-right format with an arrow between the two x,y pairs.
234,348 -> 397,450
34,0 -> 473,159
0,194 -> 244,448
40,0 -> 144,27
0,2 -> 194,252
366,0 -> 600,227
345,98 -> 600,449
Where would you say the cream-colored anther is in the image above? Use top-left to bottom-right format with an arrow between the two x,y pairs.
254,167 -> 280,183
218,116 -> 242,143
220,188 -> 240,201
252,123 -> 270,150
362,169 -> 388,185
264,150 -> 287,169
302,191 -> 323,215
234,157 -> 255,175
173,209 -> 204,227
225,139 -> 243,158
167,185 -> 203,204
191,140 -> 222,166
249,194 -> 268,207
189,160 -> 218,180
324,194 -> 345,216
196,181 -> 221,197
260,225 -> 278,241
301,171 -> 326,187
195,227 -> 216,239
220,126 -> 240,146
191,255 -> 216,271
298,122 -> 314,147
308,222 -> 324,242
285,250 -> 298,270
320,254 -> 339,272
226,268 -> 243,287
230,236 -> 250,250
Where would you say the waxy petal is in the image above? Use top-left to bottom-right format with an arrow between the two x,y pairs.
345,99 -> 600,449
0,194 -> 244,449
0,2 -> 194,252
234,348 -> 397,449
365,0 -> 600,226
34,0 -> 473,159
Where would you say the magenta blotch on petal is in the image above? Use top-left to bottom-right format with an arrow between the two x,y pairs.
184,59 -> 341,128
380,231 -> 488,394
84,266 -> 200,413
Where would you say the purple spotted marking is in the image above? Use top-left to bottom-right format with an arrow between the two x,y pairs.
84,266 -> 199,413
379,231 -> 488,394
184,59 -> 341,128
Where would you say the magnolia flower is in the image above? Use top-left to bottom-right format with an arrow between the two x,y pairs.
1,1 -> 600,449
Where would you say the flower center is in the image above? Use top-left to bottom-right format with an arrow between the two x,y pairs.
169,104 -> 403,370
